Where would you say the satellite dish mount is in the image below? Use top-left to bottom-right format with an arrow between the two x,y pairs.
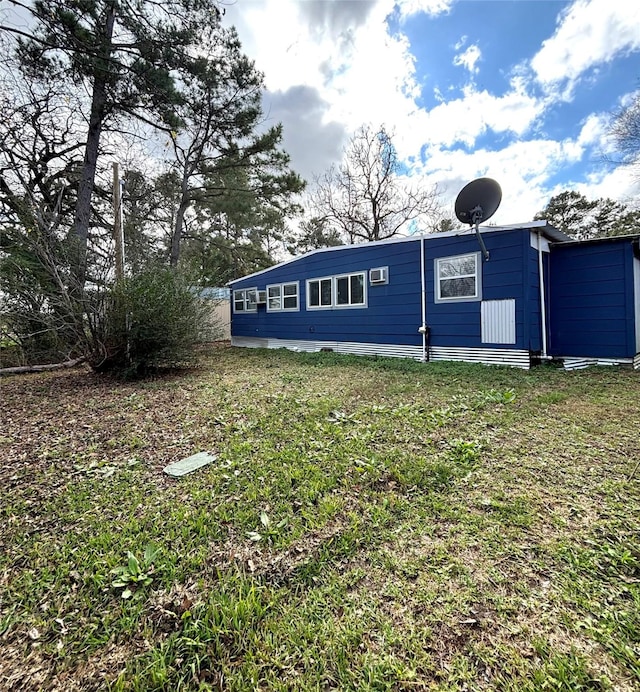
454,178 -> 502,261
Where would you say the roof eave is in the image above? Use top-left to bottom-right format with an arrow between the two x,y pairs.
227,220 -> 570,286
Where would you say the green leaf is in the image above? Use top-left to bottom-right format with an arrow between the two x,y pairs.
143,543 -> 159,565
127,552 -> 141,575
260,511 -> 270,528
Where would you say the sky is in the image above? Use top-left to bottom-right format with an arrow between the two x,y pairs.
221,0 -> 640,227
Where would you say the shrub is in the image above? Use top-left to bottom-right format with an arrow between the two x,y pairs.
94,268 -> 220,377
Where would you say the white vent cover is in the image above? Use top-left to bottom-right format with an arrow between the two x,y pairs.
481,299 -> 516,344
369,267 -> 388,284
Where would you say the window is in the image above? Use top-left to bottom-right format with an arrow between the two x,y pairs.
435,253 -> 481,302
336,273 -> 364,305
307,272 -> 366,309
283,283 -> 299,310
267,285 -> 281,310
307,277 -> 333,308
267,282 -> 299,311
233,287 -> 258,312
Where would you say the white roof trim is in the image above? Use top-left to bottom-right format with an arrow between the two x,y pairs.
228,221 -> 567,286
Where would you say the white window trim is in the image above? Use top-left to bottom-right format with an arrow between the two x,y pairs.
306,272 -> 367,310
306,275 -> 334,310
233,287 -> 258,313
266,281 -> 300,312
434,252 -> 482,303
335,272 -> 366,307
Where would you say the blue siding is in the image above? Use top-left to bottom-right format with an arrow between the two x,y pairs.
230,229 -> 547,351
548,240 -> 636,358
231,240 -> 423,346
230,228 -> 639,361
424,230 -> 529,349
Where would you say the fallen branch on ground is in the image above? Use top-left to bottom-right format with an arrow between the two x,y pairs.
0,357 -> 86,376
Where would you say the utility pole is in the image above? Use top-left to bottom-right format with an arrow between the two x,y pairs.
113,161 -> 125,281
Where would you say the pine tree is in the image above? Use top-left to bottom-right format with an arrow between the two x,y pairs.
9,0 -> 223,287
535,191 -> 638,239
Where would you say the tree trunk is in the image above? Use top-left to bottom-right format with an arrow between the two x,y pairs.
71,2 -> 117,289
170,199 -> 189,267
170,171 -> 192,267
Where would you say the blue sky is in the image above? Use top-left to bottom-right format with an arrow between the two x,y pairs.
223,0 -> 640,227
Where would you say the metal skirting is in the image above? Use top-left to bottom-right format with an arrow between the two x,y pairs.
231,336 -> 423,360
428,346 -> 531,369
562,356 -> 633,371
231,337 -> 531,368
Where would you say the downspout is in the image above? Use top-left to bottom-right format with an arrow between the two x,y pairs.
537,231 -> 548,359
633,238 -> 640,358
419,236 -> 429,361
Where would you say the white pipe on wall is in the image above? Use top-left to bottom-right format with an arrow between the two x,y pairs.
420,236 -> 428,361
537,231 -> 548,358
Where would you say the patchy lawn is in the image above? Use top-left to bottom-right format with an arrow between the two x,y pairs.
1,346 -> 639,691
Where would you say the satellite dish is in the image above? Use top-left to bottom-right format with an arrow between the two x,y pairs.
454,177 -> 502,260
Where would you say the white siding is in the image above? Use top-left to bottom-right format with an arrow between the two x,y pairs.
209,301 -> 231,340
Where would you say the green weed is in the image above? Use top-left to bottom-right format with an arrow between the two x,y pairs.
110,544 -> 161,599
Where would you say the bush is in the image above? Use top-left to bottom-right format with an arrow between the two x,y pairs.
95,268 -> 220,377
0,320 -> 71,366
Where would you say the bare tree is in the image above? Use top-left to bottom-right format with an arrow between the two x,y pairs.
610,89 -> 640,180
0,48 -> 87,362
311,125 -> 440,242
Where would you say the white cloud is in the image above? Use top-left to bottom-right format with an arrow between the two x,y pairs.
222,0 -> 639,230
414,135 -> 593,224
222,0 -> 337,94
325,10 -> 420,130
223,0 -> 424,171
396,0 -> 454,21
580,165 -> 640,203
222,1 -> 417,124
403,83 -> 544,152
453,44 -> 481,74
531,0 -> 640,94
576,112 -> 608,148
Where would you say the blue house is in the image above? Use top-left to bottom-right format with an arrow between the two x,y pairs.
228,222 -> 640,369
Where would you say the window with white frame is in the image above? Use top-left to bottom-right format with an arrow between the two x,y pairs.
233,287 -> 258,312
336,273 -> 365,305
435,253 -> 481,302
307,276 -> 333,308
307,272 -> 366,309
267,282 -> 299,311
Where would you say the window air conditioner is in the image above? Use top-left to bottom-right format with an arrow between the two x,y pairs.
369,267 -> 388,284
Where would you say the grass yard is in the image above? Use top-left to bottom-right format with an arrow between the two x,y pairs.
1,346 -> 639,691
